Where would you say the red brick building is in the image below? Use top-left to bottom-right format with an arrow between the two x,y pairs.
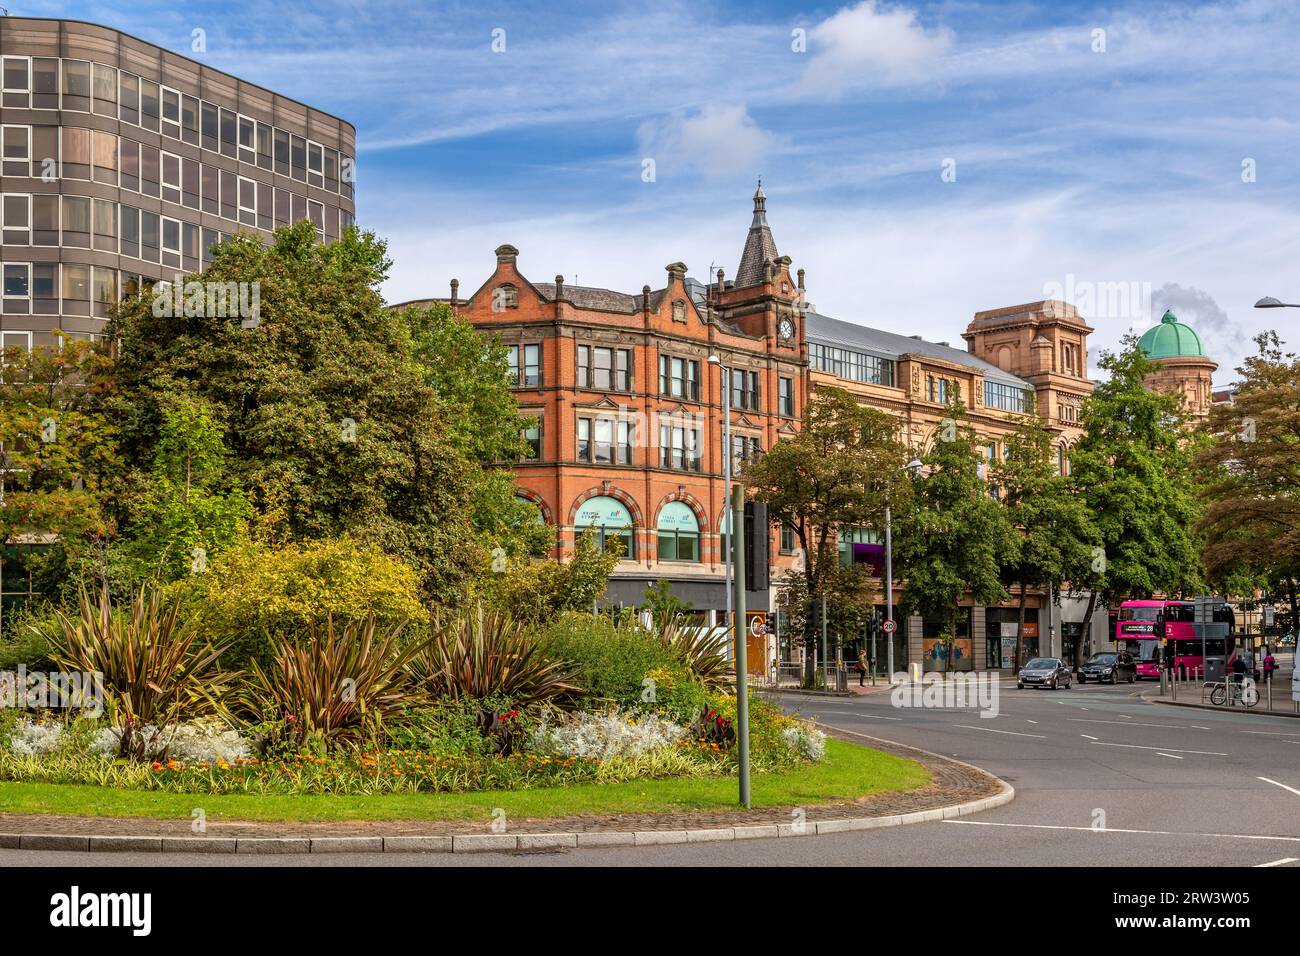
397,184 -> 806,627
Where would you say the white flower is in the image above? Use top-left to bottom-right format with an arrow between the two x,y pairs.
529,711 -> 686,759
782,724 -> 826,762
86,721 -> 253,763
4,717 -> 65,756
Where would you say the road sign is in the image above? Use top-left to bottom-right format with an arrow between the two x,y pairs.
882,619 -> 896,634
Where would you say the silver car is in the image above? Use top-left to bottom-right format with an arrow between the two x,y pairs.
1018,657 -> 1072,690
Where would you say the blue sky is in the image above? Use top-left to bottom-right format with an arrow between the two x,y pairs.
25,0 -> 1300,381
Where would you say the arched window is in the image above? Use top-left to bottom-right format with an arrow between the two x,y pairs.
657,501 -> 699,562
574,495 -> 634,558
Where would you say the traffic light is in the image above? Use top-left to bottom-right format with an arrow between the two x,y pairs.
808,598 -> 824,635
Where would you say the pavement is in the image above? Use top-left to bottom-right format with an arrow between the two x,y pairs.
5,676 -> 1297,866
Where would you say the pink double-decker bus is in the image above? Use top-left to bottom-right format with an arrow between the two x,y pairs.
1115,599 -> 1233,679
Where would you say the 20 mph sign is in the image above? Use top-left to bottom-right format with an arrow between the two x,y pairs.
882,620 -> 896,634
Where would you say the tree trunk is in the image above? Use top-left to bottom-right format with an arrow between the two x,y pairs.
1016,575 -> 1027,672
1076,591 -> 1099,669
1288,577 -> 1298,640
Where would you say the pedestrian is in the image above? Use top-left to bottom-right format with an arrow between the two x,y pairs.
1263,648 -> 1277,684
856,649 -> 867,687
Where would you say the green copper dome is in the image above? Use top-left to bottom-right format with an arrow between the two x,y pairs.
1138,310 -> 1207,360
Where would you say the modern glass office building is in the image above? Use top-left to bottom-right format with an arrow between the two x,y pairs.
0,17 -> 356,350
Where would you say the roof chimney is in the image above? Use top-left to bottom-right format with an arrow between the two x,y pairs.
449,278 -> 459,306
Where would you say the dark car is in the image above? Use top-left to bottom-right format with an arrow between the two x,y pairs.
1018,657 -> 1072,690
1078,651 -> 1136,685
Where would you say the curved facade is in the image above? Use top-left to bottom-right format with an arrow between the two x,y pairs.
0,17 -> 356,349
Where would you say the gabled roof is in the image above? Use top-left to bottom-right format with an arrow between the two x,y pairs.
532,282 -> 642,314
807,312 -> 1031,388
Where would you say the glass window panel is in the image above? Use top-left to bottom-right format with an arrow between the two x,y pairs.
32,58 -> 59,110
139,80 -> 160,131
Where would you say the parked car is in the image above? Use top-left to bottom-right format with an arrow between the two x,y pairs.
1078,651 -> 1136,685
1018,657 -> 1072,690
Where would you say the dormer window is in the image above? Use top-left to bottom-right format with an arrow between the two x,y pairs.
492,284 -> 518,311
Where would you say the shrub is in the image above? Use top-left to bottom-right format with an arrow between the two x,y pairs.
236,616 -> 422,754
179,537 -> 428,668
408,605 -> 580,715
655,621 -> 734,691
0,601 -> 61,669
782,724 -> 827,762
50,585 -> 234,759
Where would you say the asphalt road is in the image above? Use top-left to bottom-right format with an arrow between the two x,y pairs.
3,680 -> 1298,867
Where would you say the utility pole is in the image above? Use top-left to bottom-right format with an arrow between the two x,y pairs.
731,482 -> 750,808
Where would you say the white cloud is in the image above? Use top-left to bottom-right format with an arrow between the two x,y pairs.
798,0 -> 953,96
636,104 -> 777,179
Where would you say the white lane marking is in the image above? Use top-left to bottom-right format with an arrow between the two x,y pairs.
953,724 -> 1046,738
945,820 -> 1300,844
1091,742 -> 1227,756
1259,777 -> 1300,797
1256,858 -> 1300,867
854,714 -> 902,720
1026,719 -> 1038,725
1243,730 -> 1300,737
1156,752 -> 1183,759
1080,734 -> 1099,740
1119,714 -> 1132,719
1068,718 -> 1205,730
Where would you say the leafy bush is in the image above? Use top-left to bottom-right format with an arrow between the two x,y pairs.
0,601 -> 60,669
477,529 -> 618,623
782,724 -> 827,762
179,537 -> 428,668
3,715 -> 65,756
654,622 -> 734,691
50,585 -> 234,759
538,614 -> 714,721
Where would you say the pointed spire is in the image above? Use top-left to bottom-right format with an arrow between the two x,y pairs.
736,178 -> 779,287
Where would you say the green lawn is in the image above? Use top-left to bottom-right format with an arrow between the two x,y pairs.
0,739 -> 928,824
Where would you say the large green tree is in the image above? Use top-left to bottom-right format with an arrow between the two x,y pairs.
103,222 -> 489,600
743,387 -> 912,685
395,300 -> 552,561
1196,331 -> 1300,631
895,402 -> 1016,671
0,336 -> 117,620
993,403 -> 1100,668
1067,335 -> 1203,663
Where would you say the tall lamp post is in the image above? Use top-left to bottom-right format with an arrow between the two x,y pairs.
709,353 -> 750,806
887,457 -> 924,680
708,355 -> 732,635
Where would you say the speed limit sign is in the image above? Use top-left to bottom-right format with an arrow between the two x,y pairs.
882,620 -> 896,634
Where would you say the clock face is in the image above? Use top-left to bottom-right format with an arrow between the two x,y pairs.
778,318 -> 794,341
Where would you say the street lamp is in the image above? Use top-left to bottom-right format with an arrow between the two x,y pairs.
707,354 -> 732,631
883,457 -> 925,682
1254,297 -> 1300,309
708,353 -> 750,807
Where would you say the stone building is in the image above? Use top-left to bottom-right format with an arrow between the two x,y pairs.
1137,310 -> 1218,419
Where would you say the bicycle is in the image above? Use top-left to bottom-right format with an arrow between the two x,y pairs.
1209,676 -> 1258,708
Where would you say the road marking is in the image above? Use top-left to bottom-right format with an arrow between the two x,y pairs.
1068,718 -> 1205,730
953,724 -> 1046,738
1090,742 -> 1227,756
1118,714 -> 1132,719
1080,734 -> 1099,740
1256,858 -> 1299,867
1242,730 -> 1300,737
1259,777 -> 1300,797
1156,752 -> 1183,759
854,714 -> 902,720
945,820 -> 1300,844
1026,719 -> 1038,725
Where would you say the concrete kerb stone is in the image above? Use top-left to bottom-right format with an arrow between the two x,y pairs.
0,731 -> 1015,855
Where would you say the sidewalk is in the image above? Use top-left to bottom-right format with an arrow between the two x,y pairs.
1144,658 -> 1298,717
